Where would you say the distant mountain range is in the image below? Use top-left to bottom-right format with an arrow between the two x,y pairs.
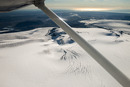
0,10 -> 130,33
107,9 -> 130,13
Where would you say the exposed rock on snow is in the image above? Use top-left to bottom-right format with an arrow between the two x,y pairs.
46,27 -> 74,45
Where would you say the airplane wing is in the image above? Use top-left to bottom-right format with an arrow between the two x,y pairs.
0,0 -> 33,12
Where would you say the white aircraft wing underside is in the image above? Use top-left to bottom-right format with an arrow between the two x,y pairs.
0,0 -> 33,12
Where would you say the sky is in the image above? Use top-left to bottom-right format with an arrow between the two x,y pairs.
23,0 -> 130,11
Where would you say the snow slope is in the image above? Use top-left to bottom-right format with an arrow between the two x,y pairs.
80,19 -> 130,34
0,27 -> 130,87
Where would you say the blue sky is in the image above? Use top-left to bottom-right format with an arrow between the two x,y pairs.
23,0 -> 130,11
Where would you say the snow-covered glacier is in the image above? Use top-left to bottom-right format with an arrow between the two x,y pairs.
0,26 -> 130,87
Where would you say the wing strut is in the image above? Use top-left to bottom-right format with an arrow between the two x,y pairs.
34,0 -> 130,87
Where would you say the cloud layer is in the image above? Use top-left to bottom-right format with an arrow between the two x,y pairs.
45,0 -> 130,10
